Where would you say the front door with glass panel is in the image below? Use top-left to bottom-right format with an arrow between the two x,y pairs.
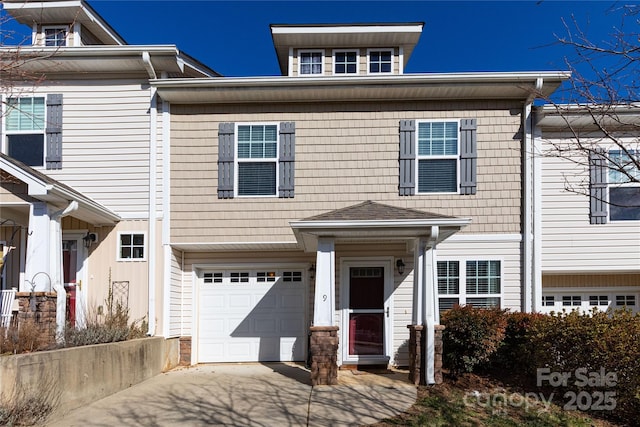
62,236 -> 86,328
344,265 -> 390,364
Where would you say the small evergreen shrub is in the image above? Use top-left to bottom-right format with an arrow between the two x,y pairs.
441,304 -> 507,374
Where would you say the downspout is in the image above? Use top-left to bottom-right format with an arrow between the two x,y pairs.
142,51 -> 157,79
523,78 -> 543,312
147,82 -> 158,336
161,92 -> 172,338
50,201 -> 78,339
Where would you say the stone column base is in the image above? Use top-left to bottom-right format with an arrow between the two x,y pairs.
179,336 -> 192,366
407,324 -> 445,385
309,326 -> 339,386
16,292 -> 57,348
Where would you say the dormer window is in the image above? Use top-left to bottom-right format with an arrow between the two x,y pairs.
299,50 -> 324,75
43,26 -> 68,47
368,49 -> 393,74
333,50 -> 359,75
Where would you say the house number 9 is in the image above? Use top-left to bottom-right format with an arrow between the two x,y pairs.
323,295 -> 327,301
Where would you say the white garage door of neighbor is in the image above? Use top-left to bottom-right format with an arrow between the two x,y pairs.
198,270 -> 307,363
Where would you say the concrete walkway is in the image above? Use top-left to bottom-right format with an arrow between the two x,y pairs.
46,363 -> 417,427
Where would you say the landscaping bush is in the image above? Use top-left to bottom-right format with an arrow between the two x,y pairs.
525,308 -> 640,424
441,305 -> 507,374
491,310 -> 546,371
62,301 -> 147,348
0,320 -> 53,355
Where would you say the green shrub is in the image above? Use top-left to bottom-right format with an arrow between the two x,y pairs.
441,305 -> 507,374
491,311 -> 546,371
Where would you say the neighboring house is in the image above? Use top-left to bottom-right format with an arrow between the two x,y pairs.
152,23 -> 568,382
0,0 -> 218,333
537,105 -> 640,314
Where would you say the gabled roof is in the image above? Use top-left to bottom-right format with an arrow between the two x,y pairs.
270,22 -> 424,75
0,154 -> 120,225
290,201 -> 470,252
2,0 -> 220,78
303,200 -> 453,221
3,0 -> 126,45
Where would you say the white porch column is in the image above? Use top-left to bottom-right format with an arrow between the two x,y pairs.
313,237 -> 335,326
412,231 -> 439,385
50,201 -> 77,338
24,202 -> 52,292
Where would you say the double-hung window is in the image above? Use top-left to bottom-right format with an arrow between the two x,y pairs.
437,259 -> 502,315
333,50 -> 358,75
608,150 -> 640,221
236,124 -> 278,196
218,122 -> 295,199
5,97 -> 46,167
417,121 -> 459,193
368,49 -> 392,74
43,26 -> 68,47
299,50 -> 323,75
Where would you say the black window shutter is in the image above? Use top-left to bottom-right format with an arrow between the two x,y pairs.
459,118 -> 477,195
589,148 -> 608,224
399,119 -> 416,196
45,94 -> 63,170
278,122 -> 295,198
218,123 -> 235,199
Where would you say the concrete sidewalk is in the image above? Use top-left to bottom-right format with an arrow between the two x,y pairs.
46,363 -> 417,427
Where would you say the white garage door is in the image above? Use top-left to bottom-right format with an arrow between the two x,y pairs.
198,269 -> 307,363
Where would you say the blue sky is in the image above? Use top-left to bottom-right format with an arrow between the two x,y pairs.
2,1 -> 634,79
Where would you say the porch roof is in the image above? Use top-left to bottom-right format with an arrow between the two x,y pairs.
290,201 -> 470,252
0,154 -> 120,226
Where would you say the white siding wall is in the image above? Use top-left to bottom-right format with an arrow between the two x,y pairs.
541,139 -> 640,272
168,248 -> 183,337
437,234 -> 523,311
8,81 -> 153,218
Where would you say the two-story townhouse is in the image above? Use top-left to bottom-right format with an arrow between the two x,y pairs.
0,0 -> 218,334
152,23 -> 568,384
537,105 -> 640,314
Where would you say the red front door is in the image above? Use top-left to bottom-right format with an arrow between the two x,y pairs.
347,267 -> 385,356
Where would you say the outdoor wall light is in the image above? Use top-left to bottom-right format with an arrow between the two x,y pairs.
309,264 -> 316,280
83,232 -> 97,248
396,259 -> 405,275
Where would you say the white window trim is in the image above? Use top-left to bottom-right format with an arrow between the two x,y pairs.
297,49 -> 325,76
42,25 -> 70,47
3,95 -> 46,168
437,257 -> 504,309
332,49 -> 360,76
116,231 -> 147,262
415,119 -> 461,195
234,122 -> 280,198
366,48 -> 394,75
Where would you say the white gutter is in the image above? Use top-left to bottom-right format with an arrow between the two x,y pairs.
152,71 -> 570,88
290,218 -> 471,229
147,87 -> 158,336
1,45 -> 180,54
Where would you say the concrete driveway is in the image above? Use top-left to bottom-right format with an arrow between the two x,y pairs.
46,363 -> 417,427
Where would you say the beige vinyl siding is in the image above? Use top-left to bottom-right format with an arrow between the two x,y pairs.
74,219 -> 150,323
543,273 -> 640,288
170,101 -> 522,244
17,81 -> 152,218
541,140 -> 640,272
437,236 -> 523,311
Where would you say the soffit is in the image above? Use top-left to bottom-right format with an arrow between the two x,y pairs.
153,72 -> 568,104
